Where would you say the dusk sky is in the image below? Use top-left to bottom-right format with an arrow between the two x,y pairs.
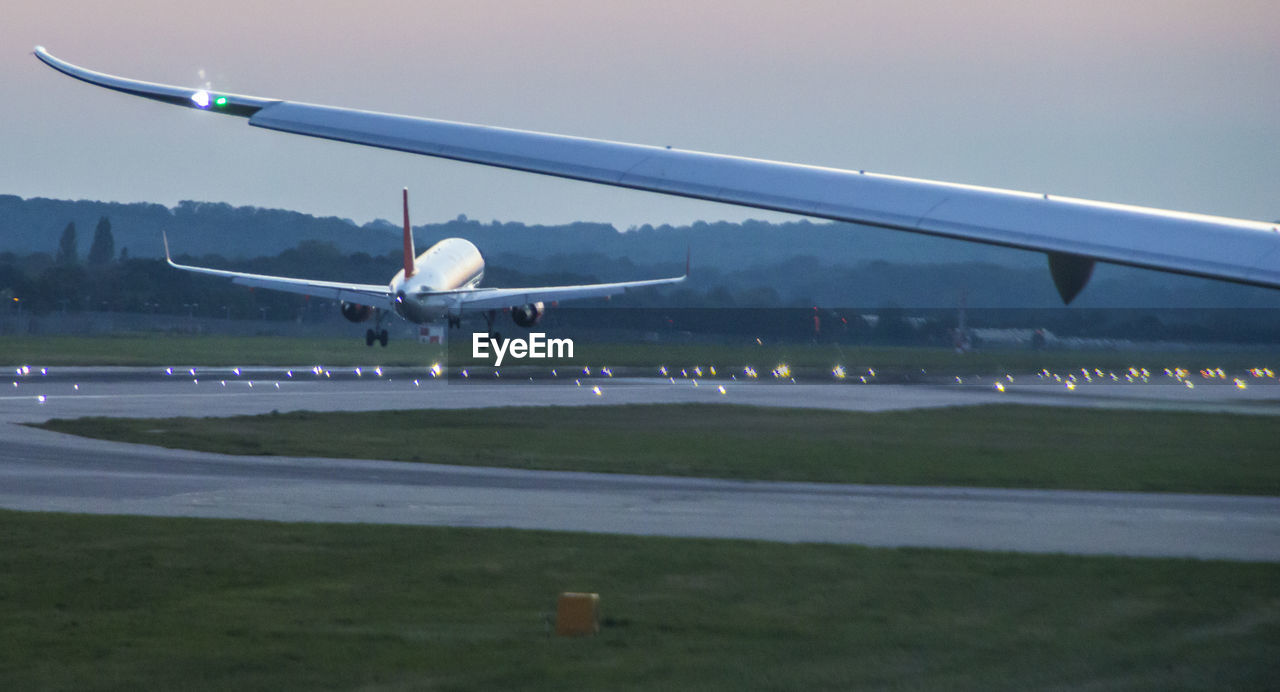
4,1 -> 1277,231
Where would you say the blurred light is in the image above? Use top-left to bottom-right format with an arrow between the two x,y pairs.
994,382 -> 1005,392
718,385 -> 726,395
1234,379 -> 1248,390
1065,381 -> 1076,390
214,96 -> 227,107
592,385 -> 602,396
191,90 -> 210,108
36,395 -> 45,403
355,367 -> 362,377
832,365 -> 846,380
375,367 -> 383,377
233,367 -> 240,376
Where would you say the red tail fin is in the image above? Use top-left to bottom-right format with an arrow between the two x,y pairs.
402,187 -> 415,279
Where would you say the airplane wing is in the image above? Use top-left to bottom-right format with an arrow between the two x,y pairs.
431,273 -> 686,310
35,47 -> 1280,303
163,233 -> 392,306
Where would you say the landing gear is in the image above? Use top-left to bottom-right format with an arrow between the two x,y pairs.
364,310 -> 390,347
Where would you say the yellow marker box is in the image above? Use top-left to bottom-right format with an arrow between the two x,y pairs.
555,592 -> 600,636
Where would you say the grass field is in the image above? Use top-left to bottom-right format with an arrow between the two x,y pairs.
0,335 -> 447,367
3,334 -> 1277,375
37,403 -> 1279,495
1,510 -> 1276,691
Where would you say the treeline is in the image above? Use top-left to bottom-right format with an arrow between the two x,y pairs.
5,235 -> 1280,345
5,194 -> 1280,309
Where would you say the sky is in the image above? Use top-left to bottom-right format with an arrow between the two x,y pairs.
3,0 -> 1278,231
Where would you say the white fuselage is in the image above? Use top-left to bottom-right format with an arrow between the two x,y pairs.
390,238 -> 485,323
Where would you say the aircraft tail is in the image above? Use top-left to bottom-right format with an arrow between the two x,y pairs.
402,187 -> 416,279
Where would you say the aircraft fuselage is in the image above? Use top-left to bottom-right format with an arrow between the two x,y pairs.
390,238 -> 485,324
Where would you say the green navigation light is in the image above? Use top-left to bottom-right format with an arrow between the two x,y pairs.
214,96 -> 228,107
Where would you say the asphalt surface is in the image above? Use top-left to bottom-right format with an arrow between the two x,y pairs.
2,366 -> 1278,561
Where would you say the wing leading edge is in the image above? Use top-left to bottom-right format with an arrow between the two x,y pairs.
36,47 -> 1280,300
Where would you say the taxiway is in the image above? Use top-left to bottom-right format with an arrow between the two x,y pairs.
1,367 -> 1277,561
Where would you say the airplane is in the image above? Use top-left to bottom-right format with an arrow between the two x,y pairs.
34,47 -> 1280,305
162,188 -> 687,346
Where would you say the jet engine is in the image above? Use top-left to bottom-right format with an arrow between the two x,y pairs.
340,301 -> 375,323
511,301 -> 545,328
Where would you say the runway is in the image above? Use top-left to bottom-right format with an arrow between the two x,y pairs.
2,366 -> 1278,561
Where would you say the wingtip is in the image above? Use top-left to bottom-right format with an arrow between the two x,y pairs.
161,231 -> 172,263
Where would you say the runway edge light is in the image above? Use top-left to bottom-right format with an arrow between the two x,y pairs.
555,592 -> 600,637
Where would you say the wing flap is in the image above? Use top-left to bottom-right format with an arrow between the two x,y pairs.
439,275 -> 685,310
164,238 -> 391,306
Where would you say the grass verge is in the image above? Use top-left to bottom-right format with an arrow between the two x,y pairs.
36,404 -> 1280,495
0,335 -> 446,367
1,510 -> 1276,691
